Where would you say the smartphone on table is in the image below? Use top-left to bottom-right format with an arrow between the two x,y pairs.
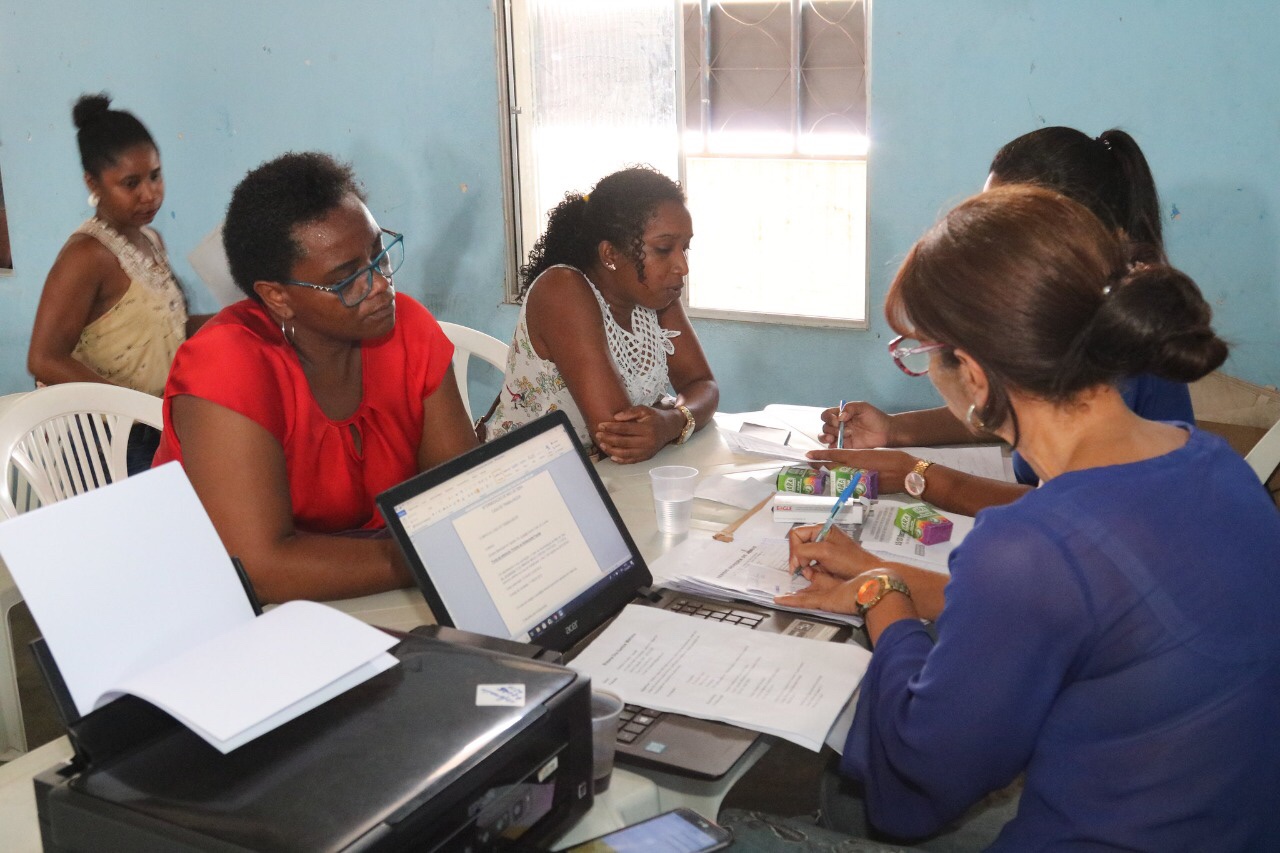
563,807 -> 732,852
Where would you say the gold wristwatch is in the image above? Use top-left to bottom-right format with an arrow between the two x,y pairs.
904,458 -> 933,498
854,573 -> 912,617
675,405 -> 696,444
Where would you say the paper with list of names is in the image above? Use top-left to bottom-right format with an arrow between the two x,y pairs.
569,604 -> 871,750
0,463 -> 399,753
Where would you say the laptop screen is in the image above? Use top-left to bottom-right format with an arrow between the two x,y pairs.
376,411 -> 652,653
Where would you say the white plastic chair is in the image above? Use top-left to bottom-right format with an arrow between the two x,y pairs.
1245,418 -> 1280,485
438,321 -> 510,421
0,383 -> 162,756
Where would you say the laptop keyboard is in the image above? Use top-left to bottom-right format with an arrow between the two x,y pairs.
664,598 -> 767,628
617,599 -> 764,744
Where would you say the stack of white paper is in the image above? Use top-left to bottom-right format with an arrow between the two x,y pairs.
650,537 -> 862,627
721,430 -> 814,462
0,463 -> 399,753
571,604 -> 871,750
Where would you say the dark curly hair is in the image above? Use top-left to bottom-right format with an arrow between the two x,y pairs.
222,151 -> 365,302
72,92 -> 156,178
518,165 -> 685,299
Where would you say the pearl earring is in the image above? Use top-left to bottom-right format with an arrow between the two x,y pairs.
87,191 -> 100,207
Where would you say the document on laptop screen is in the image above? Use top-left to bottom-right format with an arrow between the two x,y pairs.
570,604 -> 871,750
451,469 -> 602,635
389,424 -> 636,641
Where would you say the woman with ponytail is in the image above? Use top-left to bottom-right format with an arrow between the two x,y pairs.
820,127 -> 1195,514
481,166 -> 717,463
750,185 -> 1280,850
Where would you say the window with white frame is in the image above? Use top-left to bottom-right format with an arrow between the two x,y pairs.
499,0 -> 868,326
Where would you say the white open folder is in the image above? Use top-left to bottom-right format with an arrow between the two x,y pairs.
0,463 -> 398,753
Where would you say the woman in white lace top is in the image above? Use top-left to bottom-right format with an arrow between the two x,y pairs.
483,166 -> 718,463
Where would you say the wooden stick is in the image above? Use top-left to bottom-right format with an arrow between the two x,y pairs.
713,494 -> 773,543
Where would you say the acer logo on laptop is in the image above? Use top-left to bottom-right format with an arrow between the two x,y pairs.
564,620 -> 580,636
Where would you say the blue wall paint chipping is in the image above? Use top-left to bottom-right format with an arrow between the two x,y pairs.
1,1 -> 1277,414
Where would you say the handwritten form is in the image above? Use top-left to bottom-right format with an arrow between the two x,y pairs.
0,463 -> 398,753
570,604 -> 871,750
650,537 -> 862,626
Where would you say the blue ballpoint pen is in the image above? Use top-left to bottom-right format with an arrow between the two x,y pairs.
835,399 -> 846,450
815,470 -> 862,543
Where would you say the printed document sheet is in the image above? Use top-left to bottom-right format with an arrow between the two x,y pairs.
650,537 -> 861,626
857,498 -> 974,572
570,604 -> 871,750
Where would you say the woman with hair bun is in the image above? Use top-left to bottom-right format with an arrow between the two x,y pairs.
28,93 -> 207,471
481,166 -> 718,463
749,185 -> 1280,850
820,127 -> 1194,514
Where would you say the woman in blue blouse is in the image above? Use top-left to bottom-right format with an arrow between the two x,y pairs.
763,185 -> 1280,850
818,127 -> 1193,516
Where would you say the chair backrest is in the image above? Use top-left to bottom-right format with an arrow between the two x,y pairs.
437,321 -> 510,421
1245,418 -> 1280,485
0,383 -> 163,520
0,393 -> 34,516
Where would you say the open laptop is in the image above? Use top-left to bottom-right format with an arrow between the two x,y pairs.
377,409 -> 853,780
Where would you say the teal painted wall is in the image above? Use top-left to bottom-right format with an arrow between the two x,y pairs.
0,0 -> 512,399
1,1 -> 1277,416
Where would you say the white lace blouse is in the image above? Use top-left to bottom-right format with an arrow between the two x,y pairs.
484,265 -> 679,449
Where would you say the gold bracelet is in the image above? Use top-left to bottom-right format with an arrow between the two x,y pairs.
675,405 -> 696,444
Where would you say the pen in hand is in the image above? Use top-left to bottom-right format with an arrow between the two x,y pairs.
815,470 -> 861,542
794,470 -> 863,577
835,399 -> 846,450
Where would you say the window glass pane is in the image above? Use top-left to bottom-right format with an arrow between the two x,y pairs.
685,156 -> 866,318
683,0 -> 866,156
509,0 -> 866,323
521,0 -> 679,241
800,0 -> 867,154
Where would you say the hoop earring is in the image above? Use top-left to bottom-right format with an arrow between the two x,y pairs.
87,191 -> 100,207
965,403 -> 986,433
280,321 -> 296,346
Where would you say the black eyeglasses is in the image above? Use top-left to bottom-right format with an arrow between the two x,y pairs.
282,229 -> 404,307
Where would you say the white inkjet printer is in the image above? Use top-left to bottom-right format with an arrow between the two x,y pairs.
31,630 -> 593,851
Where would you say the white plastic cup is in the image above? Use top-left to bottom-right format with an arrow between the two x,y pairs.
649,465 -> 699,534
589,690 -> 625,793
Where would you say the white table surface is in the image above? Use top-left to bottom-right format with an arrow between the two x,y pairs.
0,414 -> 790,850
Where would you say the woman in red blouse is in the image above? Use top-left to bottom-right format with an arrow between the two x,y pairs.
155,152 -> 477,603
